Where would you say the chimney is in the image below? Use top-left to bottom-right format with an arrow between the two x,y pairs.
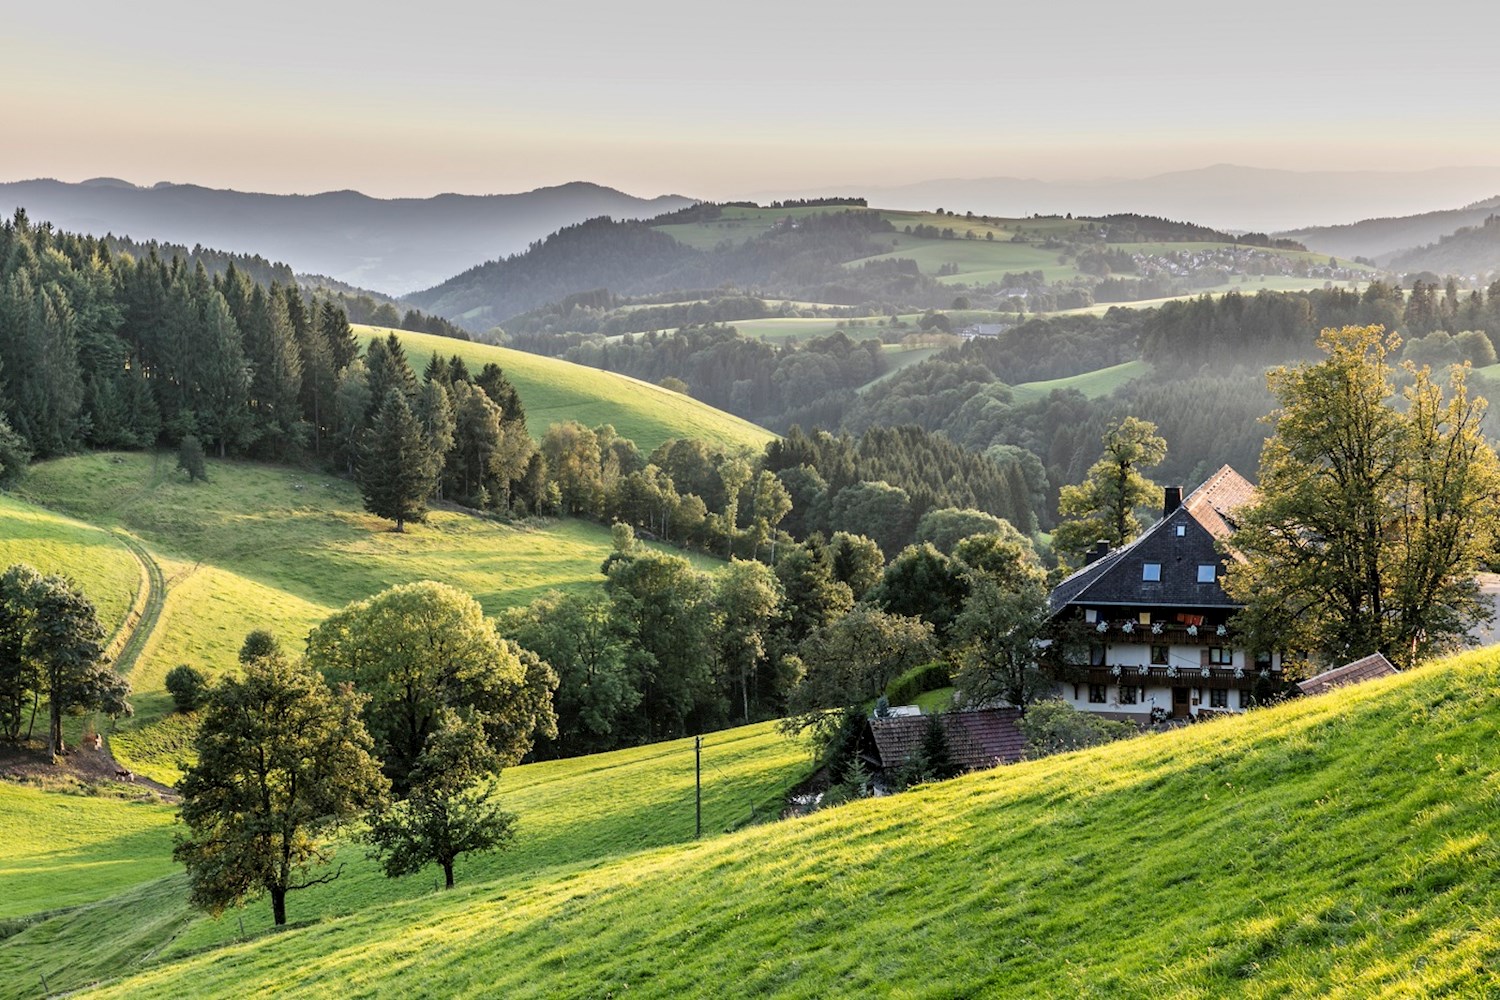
1163,486 -> 1183,517
1085,539 -> 1110,565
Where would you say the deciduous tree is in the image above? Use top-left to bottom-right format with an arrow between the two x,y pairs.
175,654 -> 387,926
1227,325 -> 1500,668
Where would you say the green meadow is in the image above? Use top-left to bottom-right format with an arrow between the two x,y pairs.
0,782 -> 177,920
12,453 -> 722,782
0,493 -> 141,639
31,647 -> 1500,999
355,325 -> 774,454
0,720 -> 810,999
1009,359 -> 1148,402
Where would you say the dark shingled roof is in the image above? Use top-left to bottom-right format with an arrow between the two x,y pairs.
863,709 -> 1026,773
1297,653 -> 1398,696
1049,465 -> 1255,612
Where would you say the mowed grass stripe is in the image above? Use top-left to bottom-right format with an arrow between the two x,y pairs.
70,649 -> 1500,999
356,326 -> 774,454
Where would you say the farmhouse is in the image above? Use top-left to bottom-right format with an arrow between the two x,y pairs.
1046,466 -> 1283,721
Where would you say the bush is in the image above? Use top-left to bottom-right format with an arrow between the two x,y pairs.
885,661 -> 951,707
164,664 -> 209,713
238,630 -> 280,664
1018,699 -> 1136,758
177,435 -> 207,482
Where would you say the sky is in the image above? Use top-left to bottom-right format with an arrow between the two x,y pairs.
5,0 -> 1500,200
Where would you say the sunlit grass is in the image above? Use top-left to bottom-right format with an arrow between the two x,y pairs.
41,648 -> 1500,998
356,325 -> 774,454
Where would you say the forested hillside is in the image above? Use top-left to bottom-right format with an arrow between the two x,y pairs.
1281,194 -> 1500,261
1388,214 -> 1500,279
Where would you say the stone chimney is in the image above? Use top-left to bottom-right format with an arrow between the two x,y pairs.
1163,486 -> 1183,518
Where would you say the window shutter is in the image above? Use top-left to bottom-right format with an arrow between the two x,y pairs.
1200,649 -> 1210,667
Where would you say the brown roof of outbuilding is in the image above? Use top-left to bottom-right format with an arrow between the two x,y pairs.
863,709 -> 1026,772
1296,652 -> 1398,696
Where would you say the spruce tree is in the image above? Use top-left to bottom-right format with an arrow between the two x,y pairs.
358,389 -> 439,531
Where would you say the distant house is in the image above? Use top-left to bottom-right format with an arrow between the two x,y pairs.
1046,466 -> 1284,722
958,323 -> 1009,341
859,709 -> 1026,782
1296,653 -> 1397,697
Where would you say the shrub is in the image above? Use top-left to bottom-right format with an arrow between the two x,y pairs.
164,664 -> 209,713
885,661 -> 951,707
238,630 -> 280,664
1019,699 -> 1136,758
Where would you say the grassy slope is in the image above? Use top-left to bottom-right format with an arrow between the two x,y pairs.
1010,359 -> 1147,403
16,453 -> 720,781
357,326 -> 774,454
0,493 -> 141,637
0,721 -> 810,998
0,783 -> 176,920
70,649 -> 1500,998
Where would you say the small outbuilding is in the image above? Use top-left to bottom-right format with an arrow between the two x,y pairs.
1296,652 -> 1398,697
859,709 -> 1026,781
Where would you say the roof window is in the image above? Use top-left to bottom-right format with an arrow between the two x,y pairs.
1142,562 -> 1161,582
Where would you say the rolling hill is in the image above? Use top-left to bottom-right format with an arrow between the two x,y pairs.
1281,194 -> 1500,263
9,453 -> 724,783
17,646 -> 1497,998
0,721 -> 809,999
357,325 -> 776,454
1387,214 -> 1500,279
408,202 -> 1366,331
0,178 -> 693,294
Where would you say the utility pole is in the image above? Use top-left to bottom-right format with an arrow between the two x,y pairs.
695,735 -> 702,839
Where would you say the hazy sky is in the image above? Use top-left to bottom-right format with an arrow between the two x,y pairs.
5,0 -> 1499,199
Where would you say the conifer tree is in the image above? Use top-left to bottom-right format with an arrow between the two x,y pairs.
194,289 -> 254,457
358,389 -> 439,531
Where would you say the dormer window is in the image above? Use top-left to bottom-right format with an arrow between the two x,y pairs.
1142,563 -> 1161,582
1197,564 -> 1216,583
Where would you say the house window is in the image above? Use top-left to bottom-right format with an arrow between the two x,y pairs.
1088,684 -> 1107,704
1138,612 -> 1152,625
1175,525 -> 1186,536
1254,650 -> 1273,671
1119,685 -> 1137,705
1085,609 -> 1098,623
1208,647 -> 1233,665
1210,688 -> 1229,709
1238,688 -> 1253,710
1089,643 -> 1106,666
1197,564 -> 1217,583
1151,645 -> 1169,665
1142,563 -> 1161,582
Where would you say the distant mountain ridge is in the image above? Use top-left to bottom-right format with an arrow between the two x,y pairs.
1279,195 -> 1500,263
0,178 -> 694,294
763,164 -> 1500,235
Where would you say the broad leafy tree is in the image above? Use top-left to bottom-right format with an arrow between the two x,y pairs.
175,653 -> 387,926
1052,416 -> 1167,566
499,591 -> 640,756
306,581 -> 557,794
1227,325 -> 1500,668
365,708 -> 516,889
